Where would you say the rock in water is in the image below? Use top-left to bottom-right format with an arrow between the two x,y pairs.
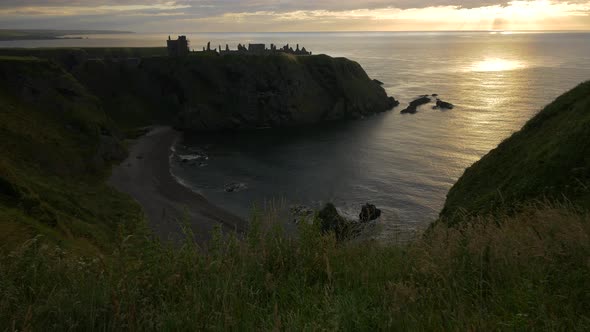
400,107 -> 417,114
224,182 -> 247,192
318,203 -> 350,240
436,99 -> 454,109
290,205 -> 314,224
388,96 -> 400,108
359,203 -> 382,222
401,96 -> 431,114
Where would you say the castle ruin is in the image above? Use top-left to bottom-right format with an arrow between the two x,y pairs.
167,36 -> 189,56
166,37 -> 312,57
217,43 -> 312,56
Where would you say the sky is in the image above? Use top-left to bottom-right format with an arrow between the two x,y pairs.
0,0 -> 589,32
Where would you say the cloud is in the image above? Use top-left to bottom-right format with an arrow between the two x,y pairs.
1,0 -> 588,16
0,0 -> 589,31
0,0 -> 515,12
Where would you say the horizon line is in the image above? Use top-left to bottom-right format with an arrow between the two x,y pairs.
2,28 -> 590,34
138,29 -> 590,34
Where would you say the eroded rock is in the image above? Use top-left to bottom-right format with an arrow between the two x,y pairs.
224,182 -> 247,193
401,96 -> 431,114
359,203 -> 382,222
436,99 -> 454,109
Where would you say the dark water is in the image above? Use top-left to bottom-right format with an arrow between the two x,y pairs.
7,32 -> 590,238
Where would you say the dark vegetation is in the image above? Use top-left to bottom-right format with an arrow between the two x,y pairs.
0,49 -> 589,330
1,205 -> 589,330
0,56 -> 141,254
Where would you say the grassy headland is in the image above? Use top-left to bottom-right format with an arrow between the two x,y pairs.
441,81 -> 590,223
0,48 -> 396,129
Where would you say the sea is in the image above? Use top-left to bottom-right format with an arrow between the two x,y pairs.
5,31 -> 590,240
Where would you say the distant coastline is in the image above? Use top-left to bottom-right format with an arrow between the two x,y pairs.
0,29 -> 133,41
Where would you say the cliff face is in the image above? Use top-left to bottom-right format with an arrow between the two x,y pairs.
73,53 -> 397,130
440,81 -> 590,223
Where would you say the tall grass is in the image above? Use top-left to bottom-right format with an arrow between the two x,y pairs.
1,205 -> 590,331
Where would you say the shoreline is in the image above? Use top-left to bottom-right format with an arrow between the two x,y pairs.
109,126 -> 247,243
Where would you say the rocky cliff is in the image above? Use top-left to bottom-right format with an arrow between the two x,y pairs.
72,53 -> 398,130
440,81 -> 590,223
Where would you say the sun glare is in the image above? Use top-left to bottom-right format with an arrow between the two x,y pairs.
470,58 -> 525,72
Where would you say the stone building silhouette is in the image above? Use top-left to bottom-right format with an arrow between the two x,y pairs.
217,42 -> 312,56
248,44 -> 266,54
167,36 -> 189,56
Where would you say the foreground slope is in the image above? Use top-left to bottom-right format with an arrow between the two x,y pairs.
2,205 -> 589,330
441,81 -> 590,222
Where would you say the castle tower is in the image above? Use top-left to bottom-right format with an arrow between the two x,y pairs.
167,35 -> 189,56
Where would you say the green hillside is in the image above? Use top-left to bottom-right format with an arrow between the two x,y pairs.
0,57 -> 141,253
441,81 -> 590,222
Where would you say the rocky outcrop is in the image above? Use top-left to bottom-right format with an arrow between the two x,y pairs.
224,182 -> 247,193
170,55 -> 397,130
74,54 -> 398,131
388,97 -> 400,108
318,203 -> 351,240
435,99 -> 454,109
317,203 -> 383,240
401,96 -> 431,114
359,203 -> 382,222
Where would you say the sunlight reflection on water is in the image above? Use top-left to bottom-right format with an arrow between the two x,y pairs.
470,58 -> 526,72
